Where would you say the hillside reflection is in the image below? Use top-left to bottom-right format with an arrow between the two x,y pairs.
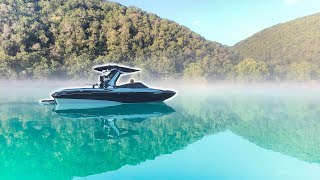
1,91 -> 320,179
228,95 -> 320,164
0,100 -> 238,180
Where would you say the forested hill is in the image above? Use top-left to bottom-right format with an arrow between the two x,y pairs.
0,0 -> 235,80
233,13 -> 320,81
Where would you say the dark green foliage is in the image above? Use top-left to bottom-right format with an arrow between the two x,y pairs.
233,58 -> 270,82
233,13 -> 320,81
0,0 -> 234,80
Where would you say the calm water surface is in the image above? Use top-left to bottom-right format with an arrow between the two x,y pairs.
1,84 -> 320,180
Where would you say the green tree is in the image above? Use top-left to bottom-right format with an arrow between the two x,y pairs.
0,53 -> 17,79
234,58 -> 270,82
183,62 -> 206,81
64,54 -> 95,79
286,61 -> 314,81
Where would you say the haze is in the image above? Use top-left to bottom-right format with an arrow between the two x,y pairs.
2,80 -> 320,103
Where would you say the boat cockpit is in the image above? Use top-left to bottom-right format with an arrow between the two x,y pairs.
117,82 -> 148,88
93,65 -> 147,89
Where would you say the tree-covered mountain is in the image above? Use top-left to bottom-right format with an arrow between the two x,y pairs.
0,0 -> 235,80
233,13 -> 320,81
2,0 -> 320,81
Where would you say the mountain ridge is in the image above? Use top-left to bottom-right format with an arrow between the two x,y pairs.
0,0 -> 234,80
233,13 -> 320,80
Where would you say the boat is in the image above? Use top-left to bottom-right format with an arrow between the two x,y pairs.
47,65 -> 176,106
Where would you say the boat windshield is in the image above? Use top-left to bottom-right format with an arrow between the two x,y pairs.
104,70 -> 118,83
99,69 -> 120,88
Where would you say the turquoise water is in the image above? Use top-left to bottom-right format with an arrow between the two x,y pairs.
1,85 -> 320,180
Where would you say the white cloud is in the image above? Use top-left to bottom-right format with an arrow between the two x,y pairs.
284,0 -> 302,5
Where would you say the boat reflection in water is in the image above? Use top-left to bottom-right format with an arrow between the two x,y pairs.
53,103 -> 175,139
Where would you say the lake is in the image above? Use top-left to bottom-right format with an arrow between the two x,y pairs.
1,83 -> 320,180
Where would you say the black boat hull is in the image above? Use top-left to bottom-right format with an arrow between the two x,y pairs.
52,89 -> 176,103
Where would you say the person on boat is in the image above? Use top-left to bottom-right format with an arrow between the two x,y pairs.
130,79 -> 134,84
99,75 -> 104,88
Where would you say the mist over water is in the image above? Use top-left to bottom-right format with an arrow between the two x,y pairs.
2,80 -> 320,102
1,81 -> 320,179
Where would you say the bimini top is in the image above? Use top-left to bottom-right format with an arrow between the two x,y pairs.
93,65 -> 140,73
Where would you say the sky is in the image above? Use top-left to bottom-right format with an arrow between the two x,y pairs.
112,0 -> 320,46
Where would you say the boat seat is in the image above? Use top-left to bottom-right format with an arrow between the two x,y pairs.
117,82 -> 148,88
